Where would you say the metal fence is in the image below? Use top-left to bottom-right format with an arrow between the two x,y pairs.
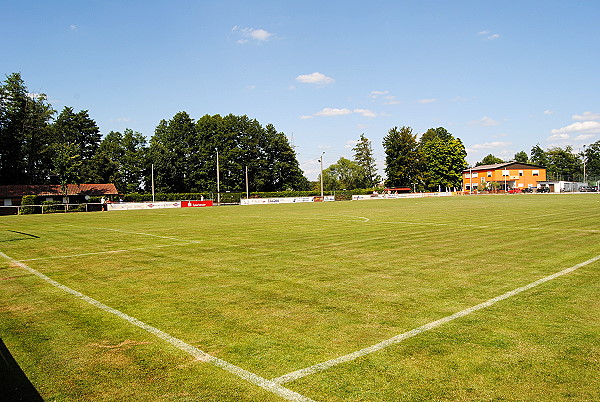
0,203 -> 103,215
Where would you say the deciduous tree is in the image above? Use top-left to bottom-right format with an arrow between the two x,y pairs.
383,126 -> 421,187
475,154 -> 504,166
419,127 -> 466,191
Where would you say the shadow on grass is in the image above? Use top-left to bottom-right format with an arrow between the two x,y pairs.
0,338 -> 42,401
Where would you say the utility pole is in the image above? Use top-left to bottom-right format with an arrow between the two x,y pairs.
582,145 -> 587,183
245,166 -> 249,199
151,164 -> 155,202
216,149 -> 220,205
319,152 -> 325,198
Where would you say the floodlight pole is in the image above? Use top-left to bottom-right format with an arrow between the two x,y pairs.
582,145 -> 587,183
319,152 -> 325,198
245,165 -> 249,199
216,149 -> 220,205
151,164 -> 155,203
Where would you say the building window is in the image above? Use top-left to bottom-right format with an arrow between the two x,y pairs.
487,171 -> 492,177
502,170 -> 509,176
519,170 -> 524,176
532,170 -> 539,176
472,172 -> 478,178
465,173 -> 470,179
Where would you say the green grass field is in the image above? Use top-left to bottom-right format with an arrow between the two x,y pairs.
1,194 -> 599,401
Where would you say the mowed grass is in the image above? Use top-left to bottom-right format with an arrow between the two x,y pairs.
1,194 -> 599,401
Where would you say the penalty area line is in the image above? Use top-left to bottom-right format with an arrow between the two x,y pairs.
0,251 -> 313,402
272,254 -> 600,385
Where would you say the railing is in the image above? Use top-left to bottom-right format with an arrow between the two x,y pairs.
0,203 -> 103,215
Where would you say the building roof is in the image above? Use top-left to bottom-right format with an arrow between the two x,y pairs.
0,184 -> 119,198
464,162 -> 545,173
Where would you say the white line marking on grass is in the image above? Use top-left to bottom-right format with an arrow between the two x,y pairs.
0,251 -> 314,402
272,254 -> 600,385
68,225 -> 204,243
17,243 -> 191,262
375,220 -> 599,233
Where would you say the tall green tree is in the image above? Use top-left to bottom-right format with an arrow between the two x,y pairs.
419,127 -> 467,191
584,140 -> 600,180
476,154 -> 504,166
0,73 -> 55,184
51,142 -> 82,197
530,144 -> 548,167
514,151 -> 529,163
352,134 -> 381,187
92,129 -> 148,193
149,111 -> 196,193
383,126 -> 421,187
545,146 -> 582,181
50,107 -> 101,182
320,157 -> 363,190
149,113 -> 309,193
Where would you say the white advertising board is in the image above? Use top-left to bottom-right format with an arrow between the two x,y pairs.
352,192 -> 453,201
241,196 -> 335,205
107,201 -> 181,211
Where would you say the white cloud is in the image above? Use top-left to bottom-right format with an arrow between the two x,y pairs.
572,111 -> 600,121
471,141 -> 511,150
116,117 -> 131,122
296,72 -> 334,86
345,140 -> 358,149
543,110 -> 554,115
353,108 -> 377,117
300,115 -> 313,119
547,133 -> 570,141
468,116 -> 500,127
575,134 -> 596,141
382,96 -> 400,105
315,108 -> 352,117
232,26 -> 273,43
369,90 -> 389,97
309,107 -> 377,118
70,24 -> 78,31
418,98 -> 437,104
370,90 -> 400,105
551,121 -> 600,135
477,30 -> 500,40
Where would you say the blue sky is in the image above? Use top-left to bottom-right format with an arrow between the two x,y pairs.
3,1 -> 600,179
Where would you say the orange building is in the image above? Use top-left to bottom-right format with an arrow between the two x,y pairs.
463,162 -> 547,192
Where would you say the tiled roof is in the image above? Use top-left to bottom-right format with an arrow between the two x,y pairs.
0,184 -> 119,198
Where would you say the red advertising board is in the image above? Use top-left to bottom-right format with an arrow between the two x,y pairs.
181,200 -> 213,208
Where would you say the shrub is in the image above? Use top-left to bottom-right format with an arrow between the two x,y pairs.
19,195 -> 37,214
42,200 -> 63,213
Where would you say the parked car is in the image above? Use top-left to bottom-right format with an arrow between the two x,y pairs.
508,188 -> 522,194
537,187 -> 550,193
522,187 -> 534,193
580,186 -> 598,192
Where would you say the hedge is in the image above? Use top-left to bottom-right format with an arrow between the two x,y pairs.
121,189 -> 379,203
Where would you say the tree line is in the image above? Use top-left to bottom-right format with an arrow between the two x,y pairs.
320,126 -> 467,192
0,73 -> 309,193
3,72 -> 598,195
477,141 -> 600,183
